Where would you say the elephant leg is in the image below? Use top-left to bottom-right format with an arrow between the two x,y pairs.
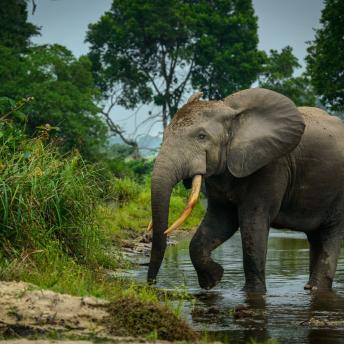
189,202 -> 238,290
305,226 -> 343,290
239,208 -> 270,293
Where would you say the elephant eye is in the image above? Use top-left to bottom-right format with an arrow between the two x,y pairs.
197,133 -> 206,140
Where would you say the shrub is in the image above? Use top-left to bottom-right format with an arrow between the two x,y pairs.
112,177 -> 141,204
0,120 -> 111,267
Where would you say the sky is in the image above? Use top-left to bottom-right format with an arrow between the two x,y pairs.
27,0 -> 325,137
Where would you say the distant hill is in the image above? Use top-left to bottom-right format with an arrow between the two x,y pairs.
107,134 -> 162,157
138,135 -> 162,157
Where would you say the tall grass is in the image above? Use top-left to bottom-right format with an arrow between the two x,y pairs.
0,116 -> 204,306
0,124 -> 115,274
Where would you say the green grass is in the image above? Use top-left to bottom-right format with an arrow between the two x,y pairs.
99,177 -> 205,240
0,134 -> 114,268
0,122 -> 203,303
0,120 -> 204,342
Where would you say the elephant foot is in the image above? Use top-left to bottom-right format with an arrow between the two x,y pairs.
304,277 -> 333,291
303,282 -> 332,291
241,274 -> 266,293
196,261 -> 224,290
304,283 -> 317,291
242,283 -> 266,293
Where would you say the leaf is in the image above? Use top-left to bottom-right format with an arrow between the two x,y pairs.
12,111 -> 27,122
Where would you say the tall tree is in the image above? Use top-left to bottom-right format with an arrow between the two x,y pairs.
0,0 -> 40,51
306,0 -> 344,112
0,44 -> 107,160
86,0 -> 264,132
259,46 -> 316,106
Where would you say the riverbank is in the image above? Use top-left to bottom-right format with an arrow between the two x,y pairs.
0,281 -> 198,342
0,124 -> 206,342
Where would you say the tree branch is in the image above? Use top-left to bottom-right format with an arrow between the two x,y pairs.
31,0 -> 37,15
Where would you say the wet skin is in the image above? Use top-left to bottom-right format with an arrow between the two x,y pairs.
190,107 -> 344,292
148,89 -> 344,293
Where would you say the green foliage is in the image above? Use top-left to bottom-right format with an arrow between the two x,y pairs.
190,0 -> 265,100
0,44 -> 107,160
99,178 -> 205,239
108,143 -> 135,159
127,158 -> 154,179
261,46 -> 300,80
112,177 -> 141,203
306,0 -> 344,112
106,297 -> 198,341
0,0 -> 40,51
259,46 -> 316,106
0,120 -> 111,268
87,0 -> 264,127
100,157 -> 154,180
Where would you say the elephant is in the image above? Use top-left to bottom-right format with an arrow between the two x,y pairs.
147,87 -> 344,292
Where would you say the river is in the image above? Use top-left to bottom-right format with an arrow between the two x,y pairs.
131,229 -> 344,344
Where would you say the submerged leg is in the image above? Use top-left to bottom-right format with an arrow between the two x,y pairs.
239,209 -> 270,293
306,225 -> 343,290
189,201 -> 238,290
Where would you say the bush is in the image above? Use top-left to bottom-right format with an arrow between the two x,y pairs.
0,120 -> 111,267
112,177 -> 141,204
98,157 -> 154,181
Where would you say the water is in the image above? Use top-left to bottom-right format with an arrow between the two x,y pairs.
131,229 -> 344,344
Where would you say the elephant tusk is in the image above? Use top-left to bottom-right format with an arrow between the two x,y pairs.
164,175 -> 202,236
147,220 -> 153,232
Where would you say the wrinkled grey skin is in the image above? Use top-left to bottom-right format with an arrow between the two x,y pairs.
148,88 -> 344,292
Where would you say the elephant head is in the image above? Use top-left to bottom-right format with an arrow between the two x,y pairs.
147,88 -> 305,283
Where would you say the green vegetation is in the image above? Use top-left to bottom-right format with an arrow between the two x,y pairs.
107,297 -> 198,341
306,0 -> 344,112
0,44 -> 107,160
99,177 -> 204,241
0,0 -> 39,51
1,0 -> 343,341
0,115 -> 114,293
87,0 -> 264,132
259,46 -> 316,106
0,108 -> 203,317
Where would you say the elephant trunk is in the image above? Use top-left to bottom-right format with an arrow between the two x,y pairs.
147,147 -> 205,283
147,158 -> 178,283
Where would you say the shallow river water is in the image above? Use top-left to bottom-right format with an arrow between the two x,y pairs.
131,229 -> 344,344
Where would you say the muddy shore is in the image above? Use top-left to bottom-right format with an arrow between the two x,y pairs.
0,280 -> 197,343
0,231 -> 201,343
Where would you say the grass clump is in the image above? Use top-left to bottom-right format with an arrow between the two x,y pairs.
111,176 -> 141,203
0,135 -> 111,267
107,297 -> 198,341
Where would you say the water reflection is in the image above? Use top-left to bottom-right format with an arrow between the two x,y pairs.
132,229 -> 344,344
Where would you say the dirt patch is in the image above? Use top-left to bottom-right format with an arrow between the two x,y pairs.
0,281 -> 198,342
0,281 -> 108,338
107,297 -> 198,342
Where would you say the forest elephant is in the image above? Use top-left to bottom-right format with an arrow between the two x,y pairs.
147,88 -> 344,292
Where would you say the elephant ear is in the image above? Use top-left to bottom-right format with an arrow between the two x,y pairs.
224,88 -> 305,178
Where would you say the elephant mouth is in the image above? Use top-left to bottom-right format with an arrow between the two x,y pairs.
147,174 -> 202,236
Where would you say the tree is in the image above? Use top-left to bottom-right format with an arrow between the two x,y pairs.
306,0 -> 344,112
0,44 -> 107,159
259,46 -> 316,106
86,0 -> 264,133
0,0 -> 40,51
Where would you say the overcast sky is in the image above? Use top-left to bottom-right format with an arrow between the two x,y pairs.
28,0 -> 325,137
